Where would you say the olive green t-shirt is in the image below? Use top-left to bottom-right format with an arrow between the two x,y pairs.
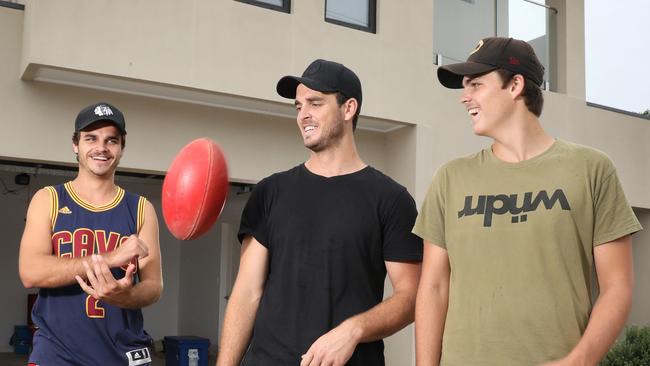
412,140 -> 642,366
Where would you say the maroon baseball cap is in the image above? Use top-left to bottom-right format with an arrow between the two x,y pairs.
437,37 -> 545,89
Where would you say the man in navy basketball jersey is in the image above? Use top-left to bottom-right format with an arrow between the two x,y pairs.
19,102 -> 163,365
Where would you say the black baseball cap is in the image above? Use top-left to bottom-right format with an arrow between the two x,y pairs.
75,102 -> 127,135
437,37 -> 545,89
276,59 -> 362,108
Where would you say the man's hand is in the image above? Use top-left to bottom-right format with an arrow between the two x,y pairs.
105,234 -> 148,268
75,255 -> 135,302
300,320 -> 361,366
298,261 -> 420,366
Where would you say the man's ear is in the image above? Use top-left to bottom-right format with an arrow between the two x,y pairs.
510,74 -> 526,99
343,98 -> 358,121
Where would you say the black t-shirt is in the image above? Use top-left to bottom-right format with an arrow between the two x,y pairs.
238,164 -> 422,366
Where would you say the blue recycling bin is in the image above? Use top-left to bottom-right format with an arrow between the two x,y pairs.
164,336 -> 209,366
10,325 -> 32,354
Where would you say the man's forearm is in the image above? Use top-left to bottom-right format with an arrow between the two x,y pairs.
562,287 -> 632,365
415,286 -> 448,366
343,289 -> 417,344
557,238 -> 635,366
298,290 -> 417,366
21,255 -> 96,289
216,293 -> 261,366
21,251 -> 138,289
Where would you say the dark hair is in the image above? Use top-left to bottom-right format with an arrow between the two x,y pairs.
72,131 -> 126,149
495,69 -> 544,117
336,93 -> 361,131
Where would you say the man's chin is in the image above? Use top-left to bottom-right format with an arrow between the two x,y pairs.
471,125 -> 488,137
90,165 -> 118,178
91,171 -> 114,178
304,140 -> 323,152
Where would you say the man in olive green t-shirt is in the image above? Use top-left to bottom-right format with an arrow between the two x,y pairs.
413,37 -> 642,366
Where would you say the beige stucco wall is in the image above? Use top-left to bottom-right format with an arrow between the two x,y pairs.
19,0 -> 433,124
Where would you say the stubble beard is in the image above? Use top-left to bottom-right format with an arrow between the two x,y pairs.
305,115 -> 346,153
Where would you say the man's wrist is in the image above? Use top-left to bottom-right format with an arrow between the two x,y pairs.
342,317 -> 364,344
564,349 -> 589,366
108,286 -> 135,308
101,252 -> 114,268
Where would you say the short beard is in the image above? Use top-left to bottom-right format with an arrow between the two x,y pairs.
305,115 -> 345,152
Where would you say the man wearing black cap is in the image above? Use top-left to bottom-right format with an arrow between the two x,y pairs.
217,59 -> 423,366
413,37 -> 641,365
19,102 -> 162,365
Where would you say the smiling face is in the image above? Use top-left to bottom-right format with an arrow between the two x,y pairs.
460,71 -> 517,137
294,83 -> 348,152
73,121 -> 124,178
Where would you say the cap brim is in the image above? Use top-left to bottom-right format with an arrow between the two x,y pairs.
437,62 -> 498,89
276,76 -> 338,99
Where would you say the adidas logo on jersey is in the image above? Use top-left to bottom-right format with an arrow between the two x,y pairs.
126,347 -> 151,366
58,206 -> 72,214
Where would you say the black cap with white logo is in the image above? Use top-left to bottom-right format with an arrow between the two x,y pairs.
437,37 -> 545,89
276,59 -> 362,108
75,102 -> 127,135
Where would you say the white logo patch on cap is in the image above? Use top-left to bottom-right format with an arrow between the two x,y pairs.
94,105 -> 114,117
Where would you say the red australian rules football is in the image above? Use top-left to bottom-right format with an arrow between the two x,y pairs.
162,138 -> 229,240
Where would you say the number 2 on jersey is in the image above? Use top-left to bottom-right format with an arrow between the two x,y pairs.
86,295 -> 105,318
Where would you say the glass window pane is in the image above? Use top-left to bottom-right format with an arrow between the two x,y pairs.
507,0 -> 549,84
433,0 -> 496,64
257,0 -> 283,6
326,0 -> 369,27
235,0 -> 289,13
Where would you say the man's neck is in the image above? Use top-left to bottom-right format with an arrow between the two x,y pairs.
305,135 -> 366,177
490,111 -> 555,163
70,172 -> 118,206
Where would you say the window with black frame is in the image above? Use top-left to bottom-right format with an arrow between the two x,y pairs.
325,0 -> 376,33
235,0 -> 290,13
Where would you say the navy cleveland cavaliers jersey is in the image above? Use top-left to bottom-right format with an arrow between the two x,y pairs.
29,182 -> 153,366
